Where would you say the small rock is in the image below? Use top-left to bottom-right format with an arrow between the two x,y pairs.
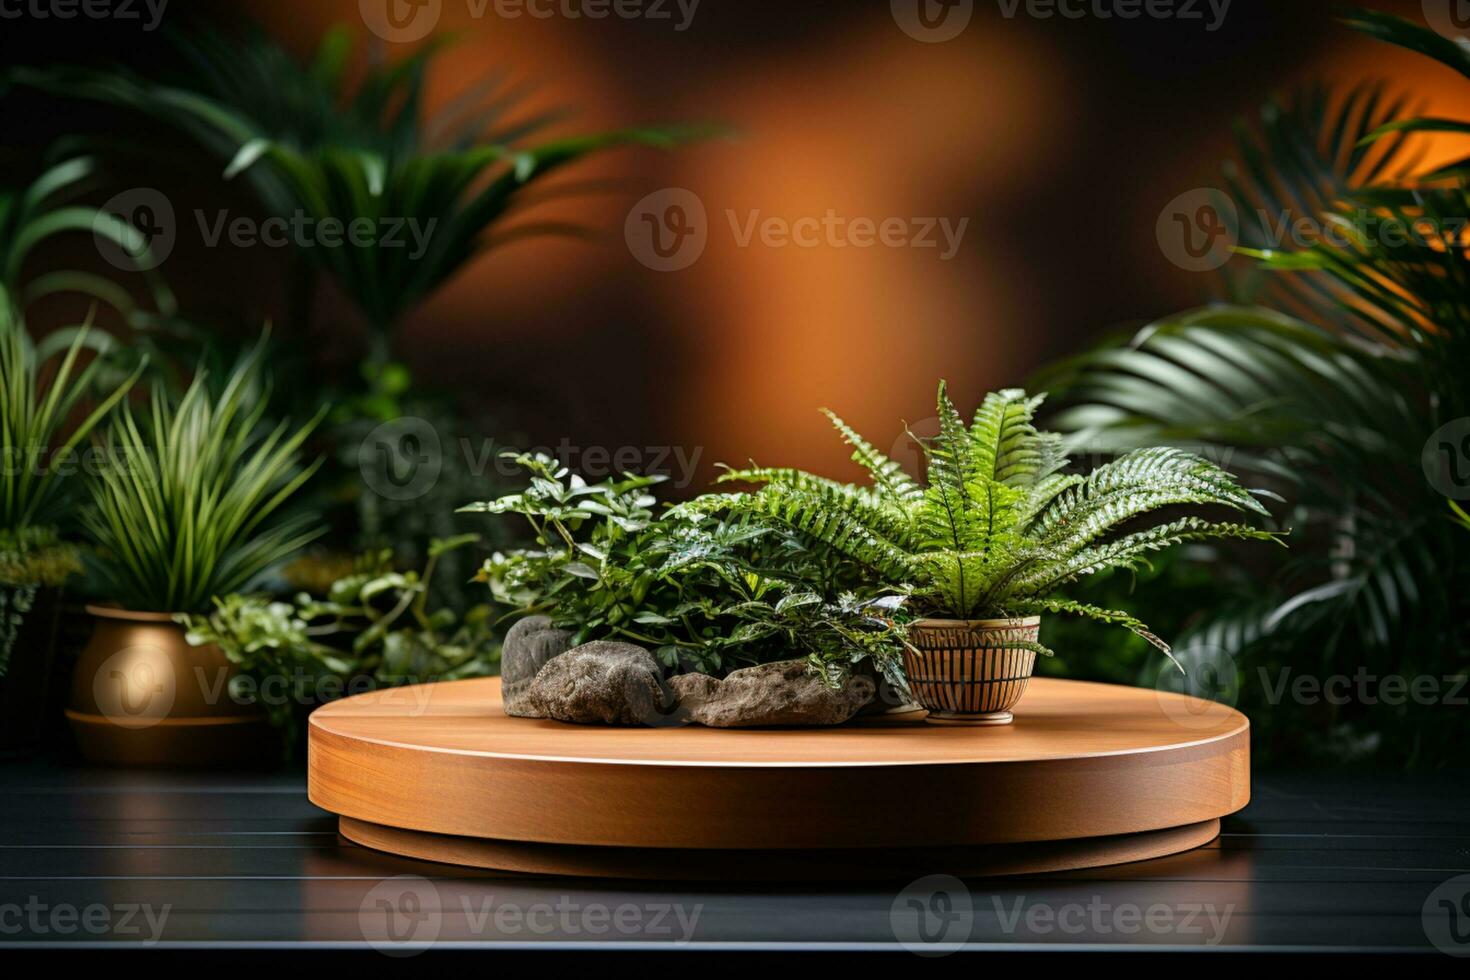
500,615 -> 574,717
669,660 -> 874,728
520,641 -> 675,725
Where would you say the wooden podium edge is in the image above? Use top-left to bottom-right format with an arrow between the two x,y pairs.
339,815 -> 1223,881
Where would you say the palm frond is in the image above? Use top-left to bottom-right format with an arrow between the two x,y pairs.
1036,9 -> 1470,765
9,25 -> 720,340
0,155 -> 172,319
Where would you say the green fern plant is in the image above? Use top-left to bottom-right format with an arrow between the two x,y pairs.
716,383 -> 1283,661
82,334 -> 325,613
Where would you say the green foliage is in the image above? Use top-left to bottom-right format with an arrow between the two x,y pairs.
718,383 -> 1282,661
83,334 -> 324,612
1452,501 -> 1470,535
340,396 -> 515,616
0,154 -> 175,319
1036,9 -> 1470,766
11,23 -> 718,344
1,304 -> 142,529
0,527 -> 83,677
0,526 -> 82,589
464,452 -> 907,687
179,535 -> 500,739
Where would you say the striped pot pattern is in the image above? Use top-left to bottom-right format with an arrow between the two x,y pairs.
903,617 -> 1041,726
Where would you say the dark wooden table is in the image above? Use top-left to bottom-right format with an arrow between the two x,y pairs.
1,761 -> 1467,959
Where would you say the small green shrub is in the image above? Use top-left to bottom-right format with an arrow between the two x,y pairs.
716,383 -> 1283,662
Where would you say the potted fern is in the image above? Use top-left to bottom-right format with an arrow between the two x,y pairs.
66,337 -> 324,765
721,383 -> 1283,725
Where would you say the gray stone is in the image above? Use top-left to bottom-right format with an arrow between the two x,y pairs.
520,640 -> 675,725
669,660 -> 875,728
500,615 -> 574,717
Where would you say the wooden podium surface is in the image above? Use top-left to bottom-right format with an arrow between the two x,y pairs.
307,676 -> 1249,879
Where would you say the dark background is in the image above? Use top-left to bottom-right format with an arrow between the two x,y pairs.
1,0 -> 1460,485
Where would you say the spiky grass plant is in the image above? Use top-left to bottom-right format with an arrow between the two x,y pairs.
83,336 -> 324,612
716,383 -> 1283,661
1,304 -> 141,529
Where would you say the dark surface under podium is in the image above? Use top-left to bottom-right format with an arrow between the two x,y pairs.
0,761 -> 1467,958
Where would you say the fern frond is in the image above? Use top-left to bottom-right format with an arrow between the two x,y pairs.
719,467 -> 919,549
1015,517 -> 1284,596
916,545 -> 1032,618
1013,596 -> 1177,667
970,388 -> 1047,488
1028,447 -> 1269,549
821,409 -> 923,505
724,486 -> 917,581
1018,471 -> 1084,529
921,381 -> 982,530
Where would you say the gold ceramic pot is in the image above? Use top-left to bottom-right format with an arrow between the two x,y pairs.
903,616 -> 1041,726
66,606 -> 272,766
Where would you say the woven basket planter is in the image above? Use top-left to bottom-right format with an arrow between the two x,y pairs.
903,616 -> 1041,726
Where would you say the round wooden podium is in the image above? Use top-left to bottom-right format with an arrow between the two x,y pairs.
308,676 -> 1248,880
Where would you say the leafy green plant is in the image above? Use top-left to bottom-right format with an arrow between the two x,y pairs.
0,154 -> 175,319
465,452 -> 907,686
11,23 -> 717,361
1452,501 -> 1470,536
715,383 -> 1282,662
8,20 -> 714,609
0,527 -> 83,676
1,303 -> 142,529
0,303 -> 135,676
179,535 -> 501,738
83,334 -> 324,612
1036,10 -> 1469,765
0,526 -> 83,588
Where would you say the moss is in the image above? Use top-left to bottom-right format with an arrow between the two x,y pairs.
0,527 -> 83,589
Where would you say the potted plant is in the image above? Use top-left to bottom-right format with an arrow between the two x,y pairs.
178,535 -> 502,752
467,453 -> 910,702
719,383 -> 1284,725
12,22 -> 719,614
66,336 -> 324,765
0,306 -> 139,754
